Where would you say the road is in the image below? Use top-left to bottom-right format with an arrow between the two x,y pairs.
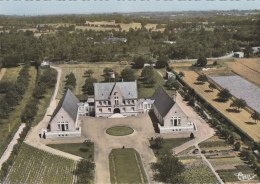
169,52 -> 234,63
0,123 -> 26,169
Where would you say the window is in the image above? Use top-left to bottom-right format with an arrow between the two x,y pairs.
57,121 -> 69,131
123,100 -> 125,104
108,108 -> 111,112
132,100 -> 134,104
123,108 -> 126,112
99,108 -> 102,112
99,101 -> 102,105
114,92 -> 118,95
115,97 -> 119,105
108,101 -> 111,105
131,107 -> 135,111
104,101 -> 107,105
171,117 -> 181,126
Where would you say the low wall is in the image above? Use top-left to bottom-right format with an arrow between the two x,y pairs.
42,128 -> 81,139
96,112 -> 138,117
158,124 -> 196,133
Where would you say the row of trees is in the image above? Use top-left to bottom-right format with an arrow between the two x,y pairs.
21,68 -> 57,123
0,64 -> 31,119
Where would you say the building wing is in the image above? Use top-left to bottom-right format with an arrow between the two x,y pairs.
94,82 -> 137,100
151,86 -> 175,117
50,89 -> 79,122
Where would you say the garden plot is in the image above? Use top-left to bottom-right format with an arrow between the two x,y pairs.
178,155 -> 219,183
211,76 -> 260,113
3,143 -> 76,184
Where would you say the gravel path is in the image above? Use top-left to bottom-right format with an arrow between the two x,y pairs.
0,123 -> 26,169
0,68 -> 7,81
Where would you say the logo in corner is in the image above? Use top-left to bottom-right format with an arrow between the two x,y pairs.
234,172 -> 256,181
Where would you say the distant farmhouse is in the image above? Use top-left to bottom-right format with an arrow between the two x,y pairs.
40,61 -> 50,68
43,82 -> 195,138
233,52 -> 244,58
166,72 -> 176,79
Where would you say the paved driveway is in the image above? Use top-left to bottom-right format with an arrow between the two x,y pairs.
79,114 -> 158,184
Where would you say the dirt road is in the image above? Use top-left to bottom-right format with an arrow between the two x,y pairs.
0,68 -> 7,81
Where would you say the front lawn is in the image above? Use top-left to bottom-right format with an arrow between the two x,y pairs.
150,138 -> 191,157
47,143 -> 94,161
109,148 -> 147,184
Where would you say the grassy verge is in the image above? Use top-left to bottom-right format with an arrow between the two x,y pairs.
0,66 -> 37,157
31,68 -> 57,127
150,138 -> 191,158
109,148 -> 147,184
106,126 -> 134,136
47,143 -> 94,161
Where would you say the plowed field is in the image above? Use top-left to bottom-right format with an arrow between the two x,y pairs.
182,71 -> 260,142
226,58 -> 260,86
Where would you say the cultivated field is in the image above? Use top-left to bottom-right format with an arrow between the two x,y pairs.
226,58 -> 260,86
197,136 -> 258,182
211,76 -> 260,113
178,155 -> 219,183
3,143 -> 77,184
109,148 -> 147,184
56,63 -> 131,99
181,71 -> 260,142
75,26 -> 120,32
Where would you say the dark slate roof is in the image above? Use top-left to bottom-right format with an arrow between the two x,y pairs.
50,89 -> 79,122
151,86 -> 175,117
94,82 -> 137,100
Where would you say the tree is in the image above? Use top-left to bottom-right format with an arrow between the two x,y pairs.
84,69 -> 94,77
134,56 -> 146,69
141,66 -> 155,87
217,89 -> 232,102
156,56 -> 169,68
151,154 -> 185,183
208,82 -> 217,92
230,99 -> 247,111
103,67 -> 113,75
76,159 -> 95,184
154,136 -> 164,149
250,111 -> 260,124
196,74 -> 207,84
121,68 -> 136,81
64,72 -> 76,91
196,56 -> 207,67
166,78 -> 180,90
82,77 -> 97,95
190,132 -> 195,139
178,71 -> 185,78
234,142 -> 241,151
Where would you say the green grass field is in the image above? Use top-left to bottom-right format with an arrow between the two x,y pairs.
0,66 -> 37,157
47,143 -> 94,161
150,138 -> 191,157
3,143 -> 77,184
106,126 -> 134,136
109,148 -> 147,184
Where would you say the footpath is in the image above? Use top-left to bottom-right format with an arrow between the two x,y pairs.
0,123 -> 26,169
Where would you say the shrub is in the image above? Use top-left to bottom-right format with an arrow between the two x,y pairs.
190,133 -> 195,139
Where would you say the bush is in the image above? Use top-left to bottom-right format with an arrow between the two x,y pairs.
190,133 -> 195,139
